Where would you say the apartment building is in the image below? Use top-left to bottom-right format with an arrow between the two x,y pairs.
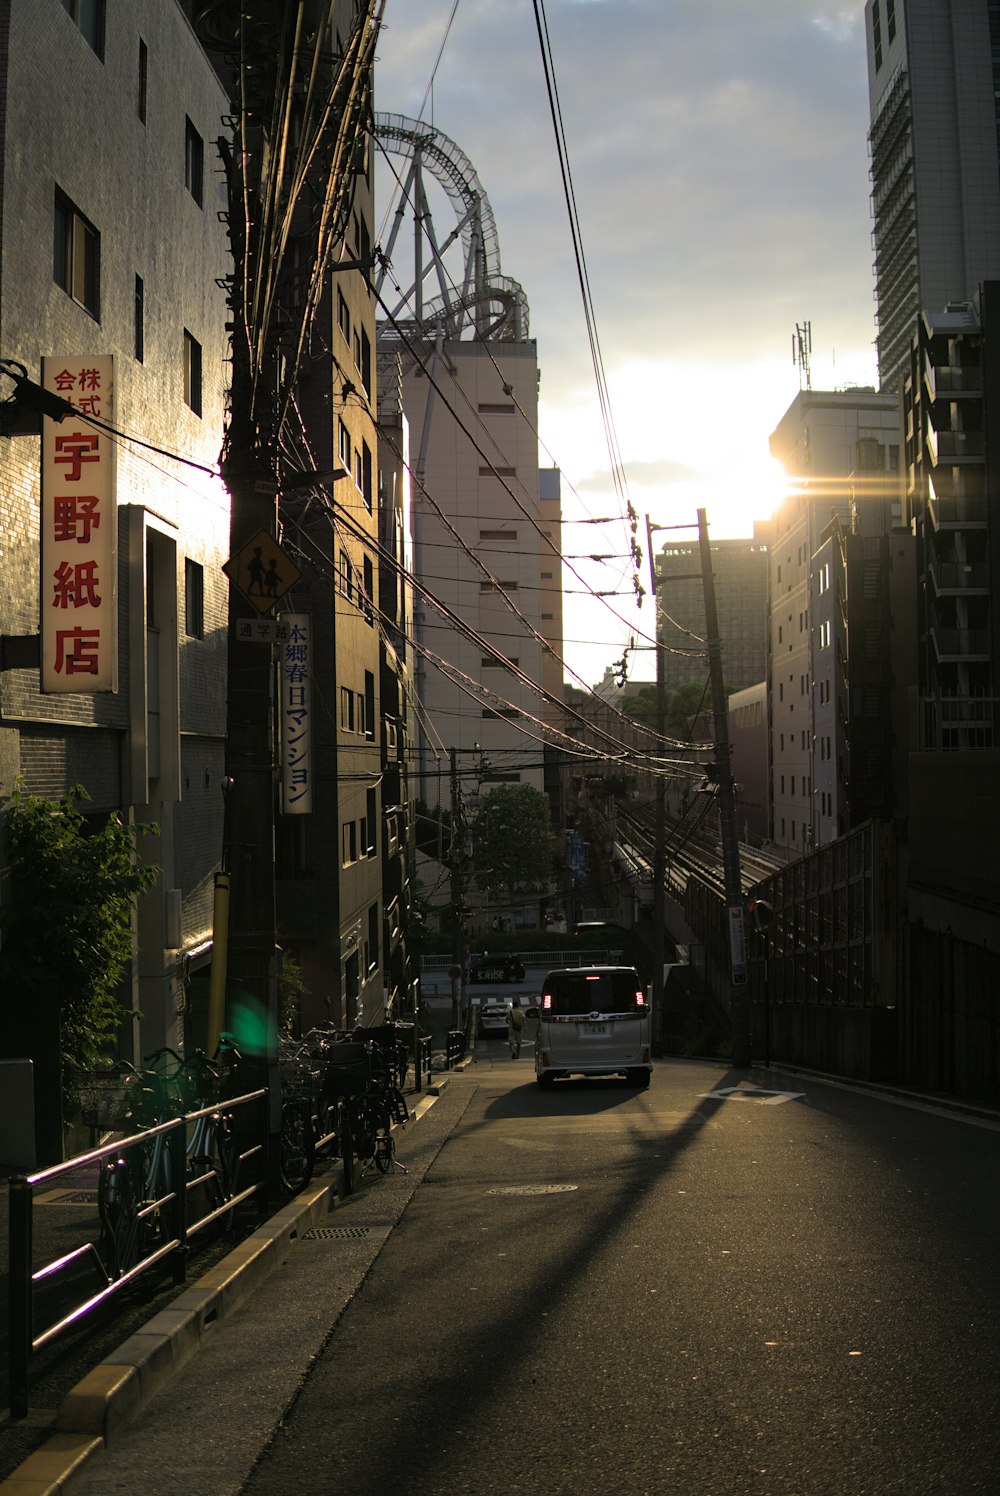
374,115 -> 565,934
865,0 -> 1000,394
0,2 -> 232,1150
768,389 -> 901,854
902,292 -> 999,744
652,533 -> 770,699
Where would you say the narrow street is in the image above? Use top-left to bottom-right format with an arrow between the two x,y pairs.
62,1051 -> 1000,1496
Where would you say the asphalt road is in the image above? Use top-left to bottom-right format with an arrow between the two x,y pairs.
65,1048 -> 1000,1495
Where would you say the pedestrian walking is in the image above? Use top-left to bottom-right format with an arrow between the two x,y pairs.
508,997 -> 525,1059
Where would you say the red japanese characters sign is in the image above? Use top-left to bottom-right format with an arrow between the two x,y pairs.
40,356 -> 117,692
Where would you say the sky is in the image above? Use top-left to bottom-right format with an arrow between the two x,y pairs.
372,0 -> 879,688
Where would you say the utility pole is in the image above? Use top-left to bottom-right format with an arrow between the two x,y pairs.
645,516 -> 668,1053
449,747 -> 465,1032
697,508 -> 751,1066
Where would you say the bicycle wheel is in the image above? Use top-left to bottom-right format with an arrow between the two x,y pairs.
97,1149 -> 145,1279
373,1102 -> 394,1174
340,1101 -> 356,1196
372,1124 -> 392,1172
394,1044 -> 409,1089
279,1101 -> 315,1194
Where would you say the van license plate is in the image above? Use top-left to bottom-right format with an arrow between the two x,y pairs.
582,1023 -> 607,1035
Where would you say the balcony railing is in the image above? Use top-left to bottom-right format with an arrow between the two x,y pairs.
929,626 -> 991,662
919,696 -> 998,750
927,559 -> 990,594
925,426 -> 984,465
926,488 -> 988,531
923,358 -> 982,402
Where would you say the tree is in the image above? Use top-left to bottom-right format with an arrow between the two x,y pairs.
0,784 -> 159,1105
666,681 -> 709,741
621,685 -> 660,729
472,785 -> 555,907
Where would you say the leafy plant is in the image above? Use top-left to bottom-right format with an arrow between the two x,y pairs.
277,948 -> 309,1037
471,784 -> 555,906
0,783 -> 159,1099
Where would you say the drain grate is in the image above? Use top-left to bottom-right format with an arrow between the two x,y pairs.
36,1189 -> 99,1207
303,1226 -> 371,1240
486,1184 -> 578,1197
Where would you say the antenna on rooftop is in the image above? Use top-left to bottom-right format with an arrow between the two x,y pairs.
793,320 -> 812,390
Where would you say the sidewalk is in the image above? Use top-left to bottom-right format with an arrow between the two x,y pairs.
0,1055 -> 471,1494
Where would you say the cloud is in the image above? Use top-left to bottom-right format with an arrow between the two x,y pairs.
578,457 -> 697,492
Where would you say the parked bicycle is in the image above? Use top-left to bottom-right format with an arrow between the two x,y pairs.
94,1044 -> 242,1279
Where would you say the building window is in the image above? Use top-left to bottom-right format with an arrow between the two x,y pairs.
366,788 -> 377,856
360,328 -> 372,397
339,419 -> 352,471
138,38 -> 148,121
54,189 -> 100,319
341,687 -> 355,732
367,901 -> 379,971
134,275 -> 145,362
339,549 -> 353,602
183,330 -> 202,416
364,671 -> 375,740
342,821 -> 358,865
184,559 -> 204,638
338,289 -> 351,341
185,118 -> 204,207
61,0 -> 104,57
363,556 -> 374,624
361,439 -> 373,513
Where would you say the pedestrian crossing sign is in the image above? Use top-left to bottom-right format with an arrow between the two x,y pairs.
223,528 -> 302,615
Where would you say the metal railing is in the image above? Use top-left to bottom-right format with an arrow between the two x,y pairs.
7,1086 -> 266,1420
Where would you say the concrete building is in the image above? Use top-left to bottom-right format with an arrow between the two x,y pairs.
728,681 -> 769,845
651,532 -> 770,699
902,293 -> 999,742
865,0 -> 1000,394
0,1 -> 231,1150
768,389 -> 901,854
374,116 -> 565,936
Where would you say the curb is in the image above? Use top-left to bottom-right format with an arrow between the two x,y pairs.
1,1076 -> 460,1494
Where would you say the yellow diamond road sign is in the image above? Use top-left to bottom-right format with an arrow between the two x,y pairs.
224,529 -> 301,615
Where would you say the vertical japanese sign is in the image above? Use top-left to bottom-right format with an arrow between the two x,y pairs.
40,356 -> 117,692
280,614 -> 312,814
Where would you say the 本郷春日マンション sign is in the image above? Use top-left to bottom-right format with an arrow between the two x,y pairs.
280,613 -> 312,813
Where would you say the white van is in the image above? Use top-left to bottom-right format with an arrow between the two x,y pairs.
533,965 -> 652,1089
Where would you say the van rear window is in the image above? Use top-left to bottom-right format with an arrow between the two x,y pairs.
541,971 -> 645,1016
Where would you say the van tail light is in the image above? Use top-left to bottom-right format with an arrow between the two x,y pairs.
635,989 -> 645,1006
541,1053 -> 551,1068
542,993 -> 553,1011
641,1048 -> 650,1063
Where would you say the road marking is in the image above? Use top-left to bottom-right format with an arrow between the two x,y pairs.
698,1085 -> 805,1105
485,1183 -> 579,1196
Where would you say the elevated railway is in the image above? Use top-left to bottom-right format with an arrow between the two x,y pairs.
610,798 -> 785,903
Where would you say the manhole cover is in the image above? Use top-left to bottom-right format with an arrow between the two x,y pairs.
303,1226 -> 371,1240
486,1184 -> 578,1197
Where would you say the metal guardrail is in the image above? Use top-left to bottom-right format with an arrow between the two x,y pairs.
421,949 -> 623,973
7,1086 -> 266,1420
412,1033 -> 433,1092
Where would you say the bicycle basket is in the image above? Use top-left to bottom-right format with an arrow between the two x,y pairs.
280,1058 -> 319,1102
323,1042 -> 369,1096
78,1072 -> 138,1129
